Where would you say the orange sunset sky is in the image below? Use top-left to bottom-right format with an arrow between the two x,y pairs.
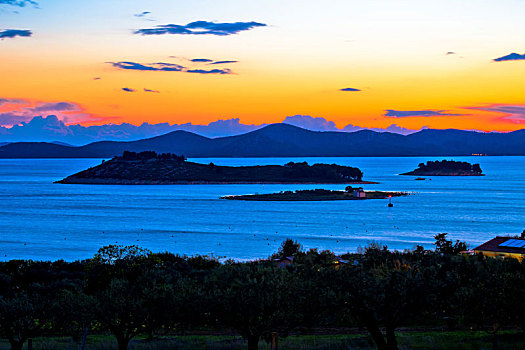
0,0 -> 524,132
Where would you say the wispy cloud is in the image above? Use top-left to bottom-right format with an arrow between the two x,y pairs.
0,99 -> 87,126
32,102 -> 78,112
191,58 -> 213,63
493,53 -> 525,62
0,29 -> 32,39
0,98 -> 26,106
186,68 -> 232,75
385,109 -> 461,118
466,104 -> 525,121
134,11 -> 150,18
446,51 -> 456,55
210,60 -> 238,65
0,0 -> 37,7
109,61 -> 234,75
133,11 -> 154,21
121,88 -> 135,92
110,61 -> 184,71
340,87 -> 361,92
144,88 -> 159,93
135,21 -> 266,36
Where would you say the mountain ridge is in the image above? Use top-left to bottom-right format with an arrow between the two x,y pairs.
0,124 -> 524,158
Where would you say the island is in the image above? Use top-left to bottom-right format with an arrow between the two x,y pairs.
222,187 -> 408,201
400,160 -> 483,176
56,151 -> 376,185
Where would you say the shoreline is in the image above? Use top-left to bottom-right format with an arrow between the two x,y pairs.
222,189 -> 408,201
55,179 -> 379,185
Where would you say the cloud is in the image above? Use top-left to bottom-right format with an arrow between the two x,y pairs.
191,58 -> 213,63
283,115 -> 339,132
466,104 -> 525,122
135,21 -> 266,36
340,87 -> 361,92
186,68 -> 232,75
109,61 -> 185,71
109,61 -> 233,75
493,53 -> 525,62
210,60 -> 238,65
385,109 -> 461,118
446,51 -> 456,55
0,29 -> 32,39
0,98 -> 26,106
93,77 -> 101,80
121,88 -> 135,92
134,11 -> 150,18
342,123 -> 424,135
0,116 -> 267,144
144,88 -> 159,93
32,102 -> 78,112
0,100 -> 86,127
0,0 -> 37,7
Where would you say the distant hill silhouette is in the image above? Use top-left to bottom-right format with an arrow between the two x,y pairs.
0,124 -> 524,158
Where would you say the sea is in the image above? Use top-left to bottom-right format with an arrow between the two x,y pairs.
0,156 -> 524,261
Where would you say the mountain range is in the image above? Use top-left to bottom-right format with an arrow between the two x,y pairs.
0,115 -> 424,145
0,123 -> 524,158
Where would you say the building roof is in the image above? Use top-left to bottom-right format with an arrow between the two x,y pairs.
472,236 -> 525,255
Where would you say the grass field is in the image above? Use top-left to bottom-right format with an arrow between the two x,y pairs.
1,330 -> 524,350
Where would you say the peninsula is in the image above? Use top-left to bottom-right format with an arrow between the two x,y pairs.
400,160 -> 483,176
56,151 -> 373,185
222,188 -> 408,201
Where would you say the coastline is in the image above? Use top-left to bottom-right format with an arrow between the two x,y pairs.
222,190 -> 408,201
56,179 -> 379,185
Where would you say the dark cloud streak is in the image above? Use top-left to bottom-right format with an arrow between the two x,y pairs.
191,58 -> 213,63
493,53 -> 525,62
210,60 -> 238,65
186,68 -> 232,74
109,61 -> 233,75
0,29 -> 32,39
135,21 -> 266,36
0,0 -> 37,7
385,109 -> 461,118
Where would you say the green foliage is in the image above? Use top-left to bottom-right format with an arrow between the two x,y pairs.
92,245 -> 151,265
2,241 -> 525,350
273,238 -> 304,258
434,233 -> 468,255
416,160 -> 482,174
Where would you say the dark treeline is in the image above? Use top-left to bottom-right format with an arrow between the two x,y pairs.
1,235 -> 525,350
283,162 -> 363,181
416,160 -> 482,174
120,151 -> 187,162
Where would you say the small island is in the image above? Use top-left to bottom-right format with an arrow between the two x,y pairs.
57,151 -> 375,185
400,160 -> 483,176
222,187 -> 408,201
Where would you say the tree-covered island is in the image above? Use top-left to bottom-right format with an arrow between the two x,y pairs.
222,187 -> 407,201
401,160 -> 483,176
56,151 -> 372,185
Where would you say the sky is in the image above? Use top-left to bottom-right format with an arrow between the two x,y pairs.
0,0 -> 524,132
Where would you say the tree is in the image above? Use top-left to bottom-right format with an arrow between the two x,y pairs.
53,290 -> 97,349
274,239 -> 303,258
0,292 -> 52,350
87,246 -> 160,350
325,247 -> 437,350
434,233 -> 467,255
208,263 -> 300,350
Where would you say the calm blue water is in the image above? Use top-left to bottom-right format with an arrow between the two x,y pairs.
0,157 -> 524,261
